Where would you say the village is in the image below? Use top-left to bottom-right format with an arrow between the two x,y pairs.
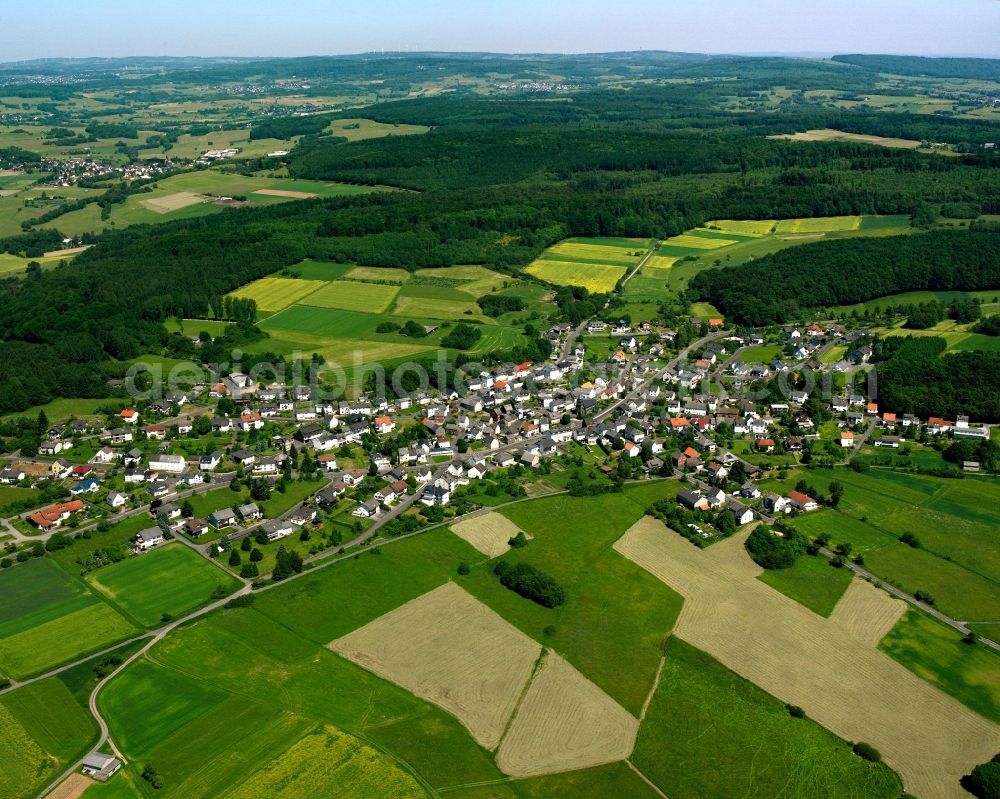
0,313 -> 992,575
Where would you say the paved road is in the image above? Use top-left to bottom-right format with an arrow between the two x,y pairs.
3,471 -> 238,545
595,330 -> 729,423
559,320 -> 588,362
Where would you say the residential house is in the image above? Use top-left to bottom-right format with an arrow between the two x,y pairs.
28,499 -> 85,530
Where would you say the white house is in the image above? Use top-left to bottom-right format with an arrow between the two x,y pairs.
149,454 -> 186,473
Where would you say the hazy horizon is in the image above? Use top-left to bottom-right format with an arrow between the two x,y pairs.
3,0 -> 999,62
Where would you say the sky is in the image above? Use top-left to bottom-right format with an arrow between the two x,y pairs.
2,0 -> 999,62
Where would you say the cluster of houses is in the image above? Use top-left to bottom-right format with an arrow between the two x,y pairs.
6,316 -> 995,548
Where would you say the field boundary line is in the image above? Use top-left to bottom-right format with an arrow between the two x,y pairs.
626,760 -> 669,799
495,646 -> 549,752
639,649 -> 667,723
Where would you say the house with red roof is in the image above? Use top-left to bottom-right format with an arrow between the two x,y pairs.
28,499 -> 85,530
787,491 -> 818,512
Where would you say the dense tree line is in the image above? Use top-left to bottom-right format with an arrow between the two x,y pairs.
249,113 -> 339,141
689,230 -> 1000,325
832,54 -> 1000,82
1,81 -> 999,413
875,337 -> 1000,421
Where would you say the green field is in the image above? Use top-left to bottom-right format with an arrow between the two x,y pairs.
87,544 -> 242,627
164,317 -> 234,338
445,762 -> 661,799
104,606 -> 504,794
788,469 -> 1000,621
54,483 -> 913,797
0,678 -> 96,799
222,725 -> 427,799
633,637 -> 902,799
0,559 -> 139,679
880,610 -> 1000,725
758,553 -> 854,617
301,280 -> 401,313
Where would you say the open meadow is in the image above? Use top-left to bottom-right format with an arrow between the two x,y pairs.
0,559 -> 138,680
787,469 -> 1000,621
87,544 -> 241,627
35,169 -> 390,236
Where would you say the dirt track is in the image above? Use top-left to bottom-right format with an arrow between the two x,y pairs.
614,517 -> 1000,799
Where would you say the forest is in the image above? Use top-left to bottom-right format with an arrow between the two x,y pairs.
1,60 -> 999,413
688,229 -> 1000,326
875,337 -> 1000,421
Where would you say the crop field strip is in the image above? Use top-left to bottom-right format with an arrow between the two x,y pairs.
331,582 -> 543,751
775,215 -> 863,234
451,512 -> 529,557
331,581 -> 639,777
299,280 -> 401,313
615,518 -> 1000,799
0,558 -> 138,680
229,276 -> 327,313
0,678 -> 96,799
526,260 -> 627,293
86,543 -> 241,627
495,650 -> 638,778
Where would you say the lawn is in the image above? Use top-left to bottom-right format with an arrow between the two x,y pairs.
757,553 -> 854,617
632,637 -> 902,799
880,609 -> 1000,725
742,343 -> 782,363
300,280 -> 401,313
228,276 -> 325,313
87,544 -> 242,627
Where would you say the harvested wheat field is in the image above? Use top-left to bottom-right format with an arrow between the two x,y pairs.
497,651 -> 638,778
614,517 -> 1000,799
330,582 -> 541,749
46,774 -> 92,799
451,512 -> 528,558
253,188 -> 317,199
141,191 -> 207,213
829,578 -> 906,647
